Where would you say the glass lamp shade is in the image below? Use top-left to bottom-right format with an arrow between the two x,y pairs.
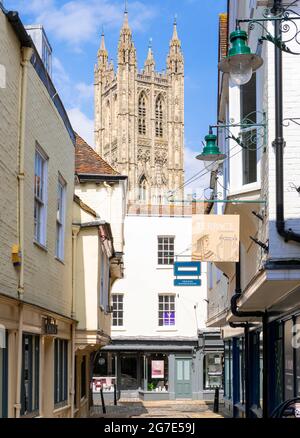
229,59 -> 253,86
219,29 -> 263,86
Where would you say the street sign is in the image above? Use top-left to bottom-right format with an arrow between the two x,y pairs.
174,279 -> 201,286
173,261 -> 201,287
174,261 -> 201,276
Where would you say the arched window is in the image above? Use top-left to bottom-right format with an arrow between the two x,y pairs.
139,175 -> 148,202
155,95 -> 163,137
138,93 -> 146,136
104,100 -> 110,144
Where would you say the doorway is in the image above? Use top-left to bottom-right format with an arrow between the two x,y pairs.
175,358 -> 192,399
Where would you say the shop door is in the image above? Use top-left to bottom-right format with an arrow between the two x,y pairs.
175,358 -> 192,399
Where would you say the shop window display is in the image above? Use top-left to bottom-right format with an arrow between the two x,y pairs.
147,354 -> 168,392
93,352 -> 116,393
203,353 -> 223,390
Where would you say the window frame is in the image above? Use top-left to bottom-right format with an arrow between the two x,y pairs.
158,294 -> 176,327
138,92 -> 147,136
155,95 -> 164,138
0,330 -> 8,418
21,334 -> 40,417
112,294 -> 124,327
157,236 -> 175,266
80,356 -> 87,399
240,74 -> 257,186
54,339 -> 68,406
34,145 -> 48,246
100,250 -> 109,310
55,174 -> 66,261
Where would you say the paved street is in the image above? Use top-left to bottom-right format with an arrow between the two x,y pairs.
90,400 -> 225,419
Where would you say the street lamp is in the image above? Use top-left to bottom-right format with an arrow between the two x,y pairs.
215,0 -> 300,420
219,29 -> 263,86
196,116 -> 266,165
195,127 -> 226,163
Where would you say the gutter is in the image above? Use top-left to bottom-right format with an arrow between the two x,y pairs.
76,173 -> 128,183
6,11 -> 32,47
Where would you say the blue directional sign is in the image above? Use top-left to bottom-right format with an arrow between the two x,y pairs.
174,279 -> 201,287
174,261 -> 201,277
173,261 -> 201,287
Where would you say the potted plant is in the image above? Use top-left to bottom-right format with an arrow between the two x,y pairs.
147,382 -> 155,391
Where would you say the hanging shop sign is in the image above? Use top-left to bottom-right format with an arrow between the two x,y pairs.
173,261 -> 201,287
192,214 -> 240,262
151,360 -> 164,379
43,316 -> 58,335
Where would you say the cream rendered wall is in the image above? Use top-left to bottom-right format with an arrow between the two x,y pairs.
75,181 -> 126,253
75,229 -> 99,331
0,10 -> 21,298
73,201 -> 111,336
111,215 -> 207,338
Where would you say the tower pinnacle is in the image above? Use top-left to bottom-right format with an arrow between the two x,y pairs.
172,15 -> 179,40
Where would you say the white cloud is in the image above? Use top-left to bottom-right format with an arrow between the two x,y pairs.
14,0 -> 156,49
68,107 -> 94,146
75,82 -> 94,101
52,56 -> 93,109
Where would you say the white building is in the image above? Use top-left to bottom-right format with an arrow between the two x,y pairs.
205,0 -> 300,418
97,205 -> 223,401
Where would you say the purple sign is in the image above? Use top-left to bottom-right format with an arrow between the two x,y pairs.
163,311 -> 175,326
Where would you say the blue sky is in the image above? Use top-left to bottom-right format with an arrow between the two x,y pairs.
5,0 -> 227,194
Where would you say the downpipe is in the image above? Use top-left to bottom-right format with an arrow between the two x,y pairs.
230,257 -> 269,418
273,1 -> 300,243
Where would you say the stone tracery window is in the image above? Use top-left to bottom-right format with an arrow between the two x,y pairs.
138,92 -> 146,136
155,95 -> 163,137
139,175 -> 148,203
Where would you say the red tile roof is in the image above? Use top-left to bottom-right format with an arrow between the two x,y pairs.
75,133 -> 119,176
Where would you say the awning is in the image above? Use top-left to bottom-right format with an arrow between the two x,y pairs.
102,344 -> 195,352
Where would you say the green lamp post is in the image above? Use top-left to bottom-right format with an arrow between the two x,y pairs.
196,128 -> 226,162
219,29 -> 263,86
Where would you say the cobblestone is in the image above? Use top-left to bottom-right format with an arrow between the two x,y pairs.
90,400 -> 225,418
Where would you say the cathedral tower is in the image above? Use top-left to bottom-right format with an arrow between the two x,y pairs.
94,12 -> 184,203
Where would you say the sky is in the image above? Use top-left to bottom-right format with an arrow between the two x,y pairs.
4,0 -> 227,196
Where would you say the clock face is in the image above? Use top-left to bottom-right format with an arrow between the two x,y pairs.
98,357 -> 106,365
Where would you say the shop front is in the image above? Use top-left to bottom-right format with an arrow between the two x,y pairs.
93,333 -> 224,402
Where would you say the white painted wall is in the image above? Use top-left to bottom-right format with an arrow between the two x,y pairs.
111,214 -> 208,339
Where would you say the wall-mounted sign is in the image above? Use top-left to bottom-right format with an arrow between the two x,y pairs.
192,214 -> 240,262
174,261 -> 201,277
173,261 -> 201,287
151,360 -> 164,379
43,316 -> 58,335
174,279 -> 201,286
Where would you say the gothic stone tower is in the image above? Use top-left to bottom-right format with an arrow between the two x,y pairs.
94,11 -> 184,203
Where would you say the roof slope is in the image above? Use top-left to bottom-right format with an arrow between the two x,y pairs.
75,133 -> 119,176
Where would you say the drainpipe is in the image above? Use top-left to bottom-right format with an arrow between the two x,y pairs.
14,45 -> 33,419
14,303 -> 23,418
17,46 -> 33,298
229,321 -> 251,418
71,226 -> 80,417
230,252 -> 269,418
272,0 -> 300,243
